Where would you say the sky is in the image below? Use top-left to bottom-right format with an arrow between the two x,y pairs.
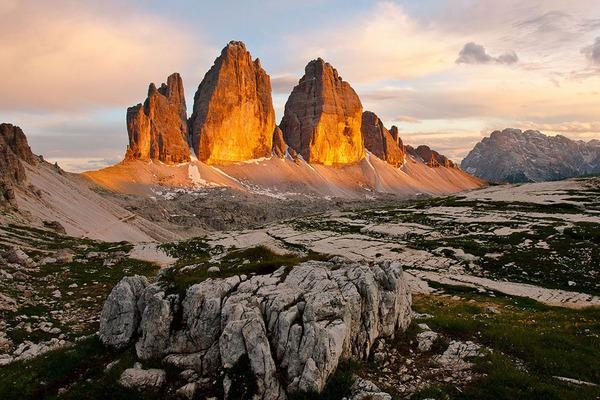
1,0 -> 599,172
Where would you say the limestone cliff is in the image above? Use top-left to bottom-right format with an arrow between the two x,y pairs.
189,41 -> 275,164
361,111 -> 405,167
280,58 -> 365,166
125,73 -> 190,164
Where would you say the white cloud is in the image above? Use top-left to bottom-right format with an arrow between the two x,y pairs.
0,1 -> 213,111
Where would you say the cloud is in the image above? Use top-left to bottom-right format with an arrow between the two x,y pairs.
281,2 -> 461,83
513,121 -> 600,136
270,75 -> 298,94
393,115 -> 421,124
581,37 -> 600,65
0,1 -> 213,112
456,42 -> 518,65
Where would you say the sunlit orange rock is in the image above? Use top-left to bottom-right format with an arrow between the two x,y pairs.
125,73 -> 190,164
272,126 -> 288,158
361,111 -> 405,167
189,41 -> 275,164
280,58 -> 365,166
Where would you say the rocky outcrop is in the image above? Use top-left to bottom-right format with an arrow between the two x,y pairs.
190,41 -> 275,164
461,128 -> 600,183
0,124 -> 36,206
407,145 -> 456,168
361,111 -> 405,167
280,58 -> 365,166
125,73 -> 190,164
98,276 -> 149,349
272,127 -> 288,158
100,260 -> 411,399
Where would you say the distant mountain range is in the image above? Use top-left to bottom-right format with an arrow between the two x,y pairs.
461,128 -> 600,183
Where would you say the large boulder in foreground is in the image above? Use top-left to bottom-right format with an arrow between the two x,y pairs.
361,111 -> 405,167
189,41 -> 275,164
125,73 -> 190,164
100,260 -> 411,399
280,58 -> 365,166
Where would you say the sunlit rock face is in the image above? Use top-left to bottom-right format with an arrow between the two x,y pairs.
272,126 -> 288,158
189,41 -> 275,164
361,111 -> 405,167
125,73 -> 190,164
280,58 -> 365,166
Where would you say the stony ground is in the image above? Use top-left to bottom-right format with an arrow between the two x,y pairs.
0,177 -> 599,399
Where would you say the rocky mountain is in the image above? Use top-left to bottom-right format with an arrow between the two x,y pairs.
125,73 -> 190,164
0,123 -> 37,207
0,124 -> 178,242
280,58 -> 365,165
461,128 -> 600,183
100,259 -> 411,399
406,145 -> 457,168
361,111 -> 405,167
189,41 -> 275,164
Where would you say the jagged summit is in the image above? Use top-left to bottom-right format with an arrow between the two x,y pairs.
125,72 -> 190,164
461,128 -> 600,183
280,58 -> 365,166
189,40 -> 275,164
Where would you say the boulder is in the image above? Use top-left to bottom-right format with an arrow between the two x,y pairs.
125,73 -> 190,164
100,260 -> 412,399
99,275 -> 149,349
361,111 -> 405,167
119,367 -> 166,390
280,58 -> 365,165
189,41 -> 275,164
349,378 -> 392,400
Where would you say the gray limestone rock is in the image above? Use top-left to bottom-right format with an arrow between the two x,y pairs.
100,260 -> 412,399
99,275 -> 149,349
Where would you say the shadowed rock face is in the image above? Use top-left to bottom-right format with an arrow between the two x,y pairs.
189,41 -> 275,164
361,111 -> 405,167
100,260 -> 411,399
410,145 -> 456,168
280,58 -> 365,166
125,73 -> 190,164
461,128 -> 600,183
0,123 -> 36,206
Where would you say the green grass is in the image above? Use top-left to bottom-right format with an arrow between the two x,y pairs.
288,360 -> 358,400
158,245 -> 331,296
410,288 -> 600,399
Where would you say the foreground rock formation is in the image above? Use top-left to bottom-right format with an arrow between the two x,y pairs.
361,111 -> 405,167
280,58 -> 365,166
189,41 -> 275,164
125,73 -> 190,164
100,260 -> 412,399
0,123 -> 36,207
461,128 -> 600,183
